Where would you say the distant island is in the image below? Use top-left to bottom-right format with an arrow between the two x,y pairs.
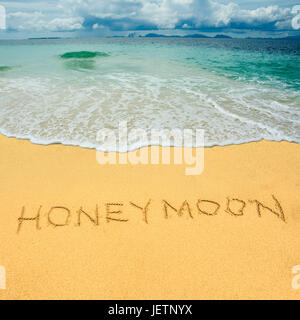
25,34 -> 300,40
142,33 -> 300,39
143,33 -> 232,39
28,37 -> 62,40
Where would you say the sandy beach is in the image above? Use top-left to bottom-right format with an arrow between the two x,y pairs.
0,133 -> 299,299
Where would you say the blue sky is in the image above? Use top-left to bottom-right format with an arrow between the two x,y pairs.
0,0 -> 300,38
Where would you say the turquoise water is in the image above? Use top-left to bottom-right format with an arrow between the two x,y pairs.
0,38 -> 299,150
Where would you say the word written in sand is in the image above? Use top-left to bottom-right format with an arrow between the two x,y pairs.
16,195 -> 286,233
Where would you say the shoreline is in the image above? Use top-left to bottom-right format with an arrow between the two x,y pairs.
0,132 -> 299,152
0,133 -> 300,299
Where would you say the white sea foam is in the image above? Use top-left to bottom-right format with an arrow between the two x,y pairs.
0,70 -> 299,151
0,39 -> 299,150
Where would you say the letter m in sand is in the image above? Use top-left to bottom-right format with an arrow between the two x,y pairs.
0,5 -> 6,30
0,266 -> 6,289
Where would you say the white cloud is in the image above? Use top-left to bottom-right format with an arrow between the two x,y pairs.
47,17 -> 83,31
92,23 -> 106,30
7,11 -> 45,30
4,0 -> 297,32
8,11 -> 83,31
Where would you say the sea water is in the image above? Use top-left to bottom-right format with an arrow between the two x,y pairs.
0,38 -> 299,150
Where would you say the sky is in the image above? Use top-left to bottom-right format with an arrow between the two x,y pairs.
0,0 -> 300,39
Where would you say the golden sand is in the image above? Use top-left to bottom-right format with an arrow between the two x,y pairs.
0,133 -> 300,300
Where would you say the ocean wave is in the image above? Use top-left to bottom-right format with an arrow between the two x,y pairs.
0,66 -> 12,72
63,59 -> 96,71
59,51 -> 110,59
0,39 -> 299,151
0,72 -> 298,151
